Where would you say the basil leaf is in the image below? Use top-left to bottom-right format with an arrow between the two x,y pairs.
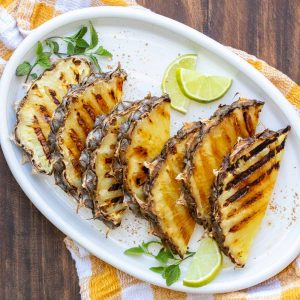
31,73 -> 38,79
35,41 -> 43,57
76,38 -> 89,49
71,26 -> 88,40
37,54 -> 51,68
94,46 -> 112,58
67,42 -> 75,55
88,21 -> 98,49
16,61 -> 31,76
89,55 -> 101,71
124,246 -> 144,256
149,266 -> 165,274
164,264 -> 181,286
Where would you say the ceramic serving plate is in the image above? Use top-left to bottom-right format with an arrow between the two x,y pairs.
1,7 -> 300,293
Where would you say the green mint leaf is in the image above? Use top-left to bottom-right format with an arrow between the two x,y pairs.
76,38 -> 89,49
35,41 -> 43,58
89,55 -> 101,72
74,46 -> 86,55
94,46 -> 112,58
164,264 -> 181,286
67,42 -> 75,55
16,61 -> 31,76
71,26 -> 88,40
37,54 -> 51,68
88,21 -> 98,49
48,40 -> 59,54
31,73 -> 38,79
155,248 -> 175,264
124,246 -> 144,256
149,266 -> 165,274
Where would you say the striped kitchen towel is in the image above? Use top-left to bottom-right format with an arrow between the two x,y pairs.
1,0 -> 300,299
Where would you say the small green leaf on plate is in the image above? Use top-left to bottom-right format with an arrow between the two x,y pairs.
16,61 -> 31,76
124,246 -> 144,256
149,266 -> 165,274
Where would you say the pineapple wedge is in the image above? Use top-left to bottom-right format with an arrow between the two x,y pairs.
182,98 -> 264,230
211,127 -> 290,266
81,101 -> 143,226
51,67 -> 127,200
144,122 -> 202,256
14,57 -> 91,174
115,95 -> 171,215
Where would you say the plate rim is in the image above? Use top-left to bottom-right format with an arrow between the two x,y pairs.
1,6 -> 300,293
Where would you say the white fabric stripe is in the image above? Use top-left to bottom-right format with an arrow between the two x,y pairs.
247,280 -> 281,300
0,8 -> 23,49
187,293 -> 214,300
122,283 -> 153,300
55,0 -> 92,13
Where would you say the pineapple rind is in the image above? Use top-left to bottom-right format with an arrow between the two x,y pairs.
182,98 -> 264,230
14,57 -> 91,174
211,127 -> 290,266
81,101 -> 142,227
143,122 -> 203,257
51,66 -> 127,202
115,95 -> 171,216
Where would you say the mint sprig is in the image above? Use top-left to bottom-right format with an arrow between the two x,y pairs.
124,241 -> 195,286
16,21 -> 112,81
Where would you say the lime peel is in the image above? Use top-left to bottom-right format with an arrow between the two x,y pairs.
177,68 -> 232,102
183,237 -> 222,287
161,54 -> 197,113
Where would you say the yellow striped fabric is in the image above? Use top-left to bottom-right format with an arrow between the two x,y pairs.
1,1 -> 300,299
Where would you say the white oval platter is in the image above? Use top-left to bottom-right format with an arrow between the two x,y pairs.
1,7 -> 300,294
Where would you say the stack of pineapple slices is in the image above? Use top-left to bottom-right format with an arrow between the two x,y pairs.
14,59 -> 290,267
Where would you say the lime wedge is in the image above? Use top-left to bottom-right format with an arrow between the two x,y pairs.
183,238 -> 222,287
162,54 -> 197,113
177,68 -> 232,102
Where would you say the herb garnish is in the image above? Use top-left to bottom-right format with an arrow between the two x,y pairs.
124,241 -> 195,286
16,22 -> 112,82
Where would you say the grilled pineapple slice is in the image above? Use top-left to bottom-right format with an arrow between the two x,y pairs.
182,98 -> 264,230
144,122 -> 202,256
14,58 -> 91,174
116,95 -> 171,215
81,101 -> 143,226
51,67 -> 127,200
211,127 -> 290,266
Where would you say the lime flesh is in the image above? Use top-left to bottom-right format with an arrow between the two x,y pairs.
177,68 -> 232,102
183,238 -> 222,287
162,54 -> 197,113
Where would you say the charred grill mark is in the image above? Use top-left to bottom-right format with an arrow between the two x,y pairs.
229,206 -> 263,233
243,111 -> 253,134
59,72 -> 65,81
71,158 -> 81,173
32,116 -> 51,160
94,93 -> 109,113
32,84 -> 38,90
133,146 -> 148,157
224,162 -> 280,206
39,105 -> 51,123
75,71 -> 79,82
77,112 -> 90,135
105,157 -> 112,164
72,58 -> 82,65
83,104 -> 96,121
49,89 -> 60,105
69,129 -> 85,152
225,142 -> 285,191
109,89 -> 115,100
